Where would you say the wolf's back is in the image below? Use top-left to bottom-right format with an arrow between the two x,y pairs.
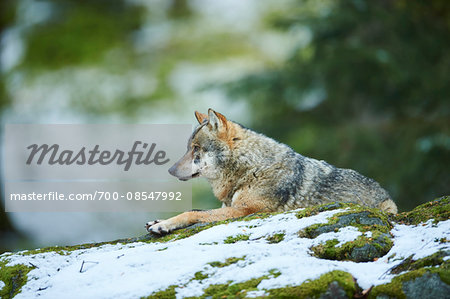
312,164 -> 395,211
270,153 -> 397,213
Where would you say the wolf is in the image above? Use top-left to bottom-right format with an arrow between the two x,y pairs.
146,109 -> 397,234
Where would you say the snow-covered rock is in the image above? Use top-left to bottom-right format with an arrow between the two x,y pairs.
1,197 -> 449,299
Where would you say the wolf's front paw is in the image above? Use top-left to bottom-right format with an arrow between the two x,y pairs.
145,220 -> 171,235
145,220 -> 161,231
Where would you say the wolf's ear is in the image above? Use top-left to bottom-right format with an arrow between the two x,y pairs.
208,108 -> 228,131
194,111 -> 208,124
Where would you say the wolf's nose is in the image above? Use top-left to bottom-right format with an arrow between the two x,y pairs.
168,164 -> 177,176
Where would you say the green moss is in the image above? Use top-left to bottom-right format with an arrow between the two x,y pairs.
184,270 -> 355,298
266,233 -> 285,244
184,269 -> 281,298
0,259 -> 35,299
310,239 -> 340,258
142,285 -> 176,299
440,261 -> 450,284
195,282 -> 228,298
157,247 -> 168,252
202,277 -> 263,298
224,234 -> 250,244
369,262 -> 449,299
194,273 -> 276,299
208,256 -> 246,268
142,270 -> 357,299
394,196 -> 449,225
147,270 -> 210,297
193,271 -> 209,281
266,270 -> 356,298
268,269 -> 282,278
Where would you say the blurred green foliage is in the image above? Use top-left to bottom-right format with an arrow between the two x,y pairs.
224,0 -> 450,210
0,0 -> 17,237
24,0 -> 144,69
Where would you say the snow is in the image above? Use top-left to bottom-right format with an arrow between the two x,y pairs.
311,225 -> 362,248
1,209 -> 449,299
364,231 -> 373,238
246,290 -> 269,297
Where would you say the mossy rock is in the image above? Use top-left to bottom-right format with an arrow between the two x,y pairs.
298,204 -> 394,262
369,259 -> 450,299
394,196 -> 449,225
390,250 -> 449,275
311,233 -> 393,262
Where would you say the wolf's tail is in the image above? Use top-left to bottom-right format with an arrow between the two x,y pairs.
378,199 -> 398,214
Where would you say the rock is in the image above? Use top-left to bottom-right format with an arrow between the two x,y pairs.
319,281 -> 349,299
299,204 -> 394,262
0,197 -> 448,298
369,263 -> 450,299
369,249 -> 450,299
402,272 -> 450,298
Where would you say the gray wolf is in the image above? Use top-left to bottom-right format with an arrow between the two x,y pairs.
146,109 -> 397,234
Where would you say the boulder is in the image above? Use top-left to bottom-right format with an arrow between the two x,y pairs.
0,197 -> 448,298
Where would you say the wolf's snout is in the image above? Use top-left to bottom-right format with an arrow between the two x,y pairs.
168,151 -> 196,181
168,163 -> 177,177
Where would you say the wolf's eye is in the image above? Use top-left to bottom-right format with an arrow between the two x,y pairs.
193,145 -> 200,152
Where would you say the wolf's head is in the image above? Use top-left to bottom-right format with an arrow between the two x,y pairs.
168,109 -> 242,181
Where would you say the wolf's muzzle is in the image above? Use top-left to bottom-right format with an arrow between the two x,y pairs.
168,164 -> 177,177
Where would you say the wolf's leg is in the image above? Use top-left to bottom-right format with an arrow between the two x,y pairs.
146,206 -> 256,235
